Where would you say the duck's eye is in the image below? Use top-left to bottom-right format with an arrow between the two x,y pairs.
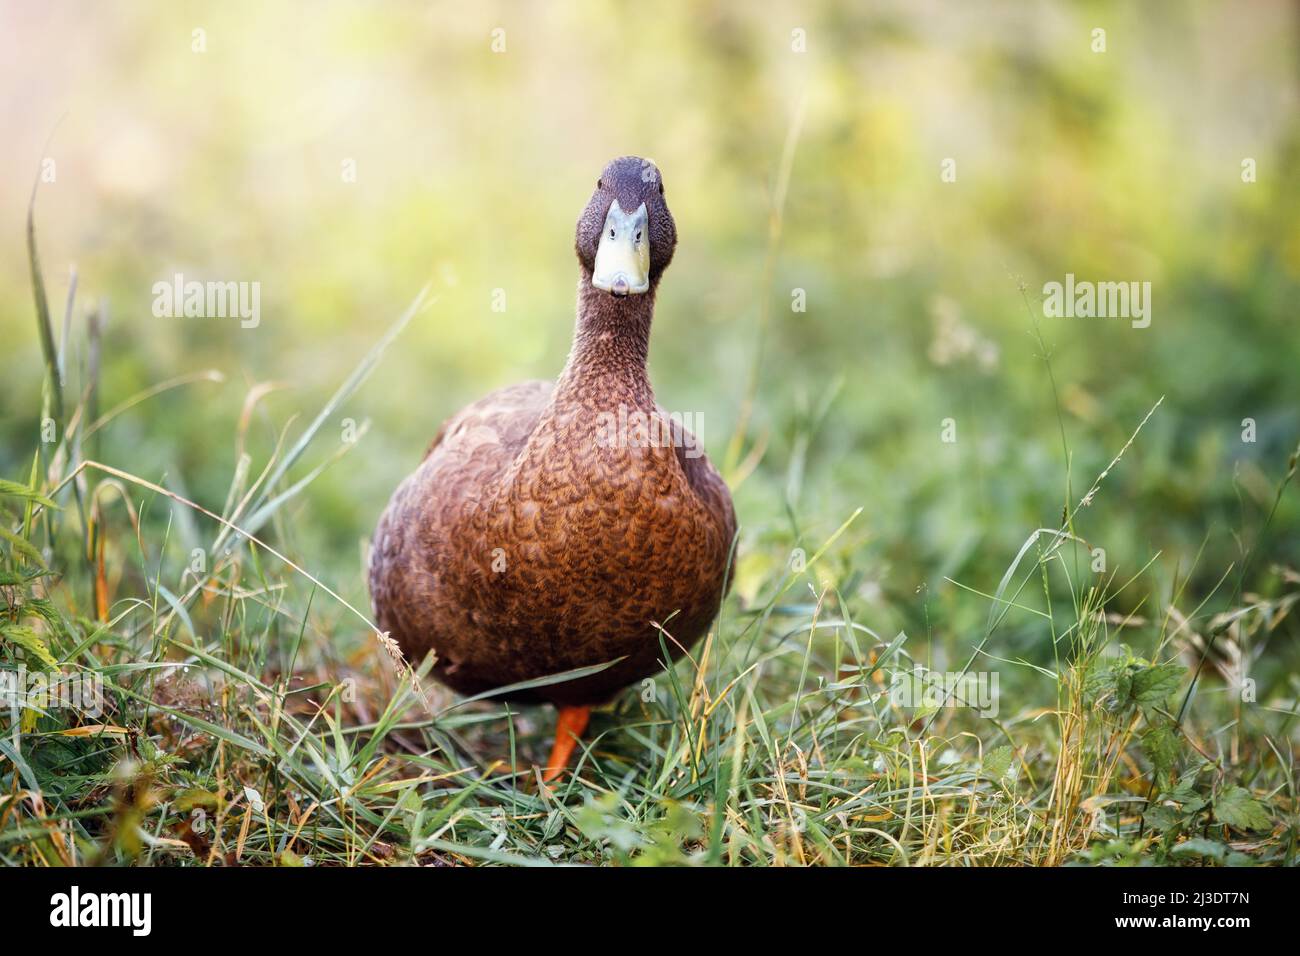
597,179 -> 603,189
609,228 -> 616,239
635,229 -> 642,242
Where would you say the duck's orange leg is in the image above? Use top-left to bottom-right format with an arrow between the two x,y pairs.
541,705 -> 590,783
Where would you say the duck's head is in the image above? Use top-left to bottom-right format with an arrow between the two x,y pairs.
575,156 -> 677,297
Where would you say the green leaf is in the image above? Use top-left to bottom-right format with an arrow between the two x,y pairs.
0,479 -> 57,510
1179,795 -> 1207,815
1142,805 -> 1180,833
1213,786 -> 1271,832
832,756 -> 873,781
1141,723 -> 1181,776
0,569 -> 50,586
0,525 -> 48,570
1113,669 -> 1133,707
0,622 -> 60,669
1132,663 -> 1184,707
1172,837 -> 1226,862
28,186 -> 65,428
982,744 -> 1013,781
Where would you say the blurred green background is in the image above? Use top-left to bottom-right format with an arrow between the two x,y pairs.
1,0 -> 1297,676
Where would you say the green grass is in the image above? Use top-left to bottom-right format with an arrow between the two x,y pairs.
3,207 -> 1298,867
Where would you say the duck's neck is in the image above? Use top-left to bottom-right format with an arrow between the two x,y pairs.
555,277 -> 656,406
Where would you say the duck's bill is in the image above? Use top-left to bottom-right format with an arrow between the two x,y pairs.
592,200 -> 650,296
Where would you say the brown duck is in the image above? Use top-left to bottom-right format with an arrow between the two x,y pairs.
369,156 -> 736,780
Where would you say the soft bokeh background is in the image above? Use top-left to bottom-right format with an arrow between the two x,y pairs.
2,0 -> 1298,679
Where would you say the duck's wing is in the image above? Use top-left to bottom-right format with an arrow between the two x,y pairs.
424,379 -> 554,462
657,405 -> 738,551
371,379 -> 554,675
